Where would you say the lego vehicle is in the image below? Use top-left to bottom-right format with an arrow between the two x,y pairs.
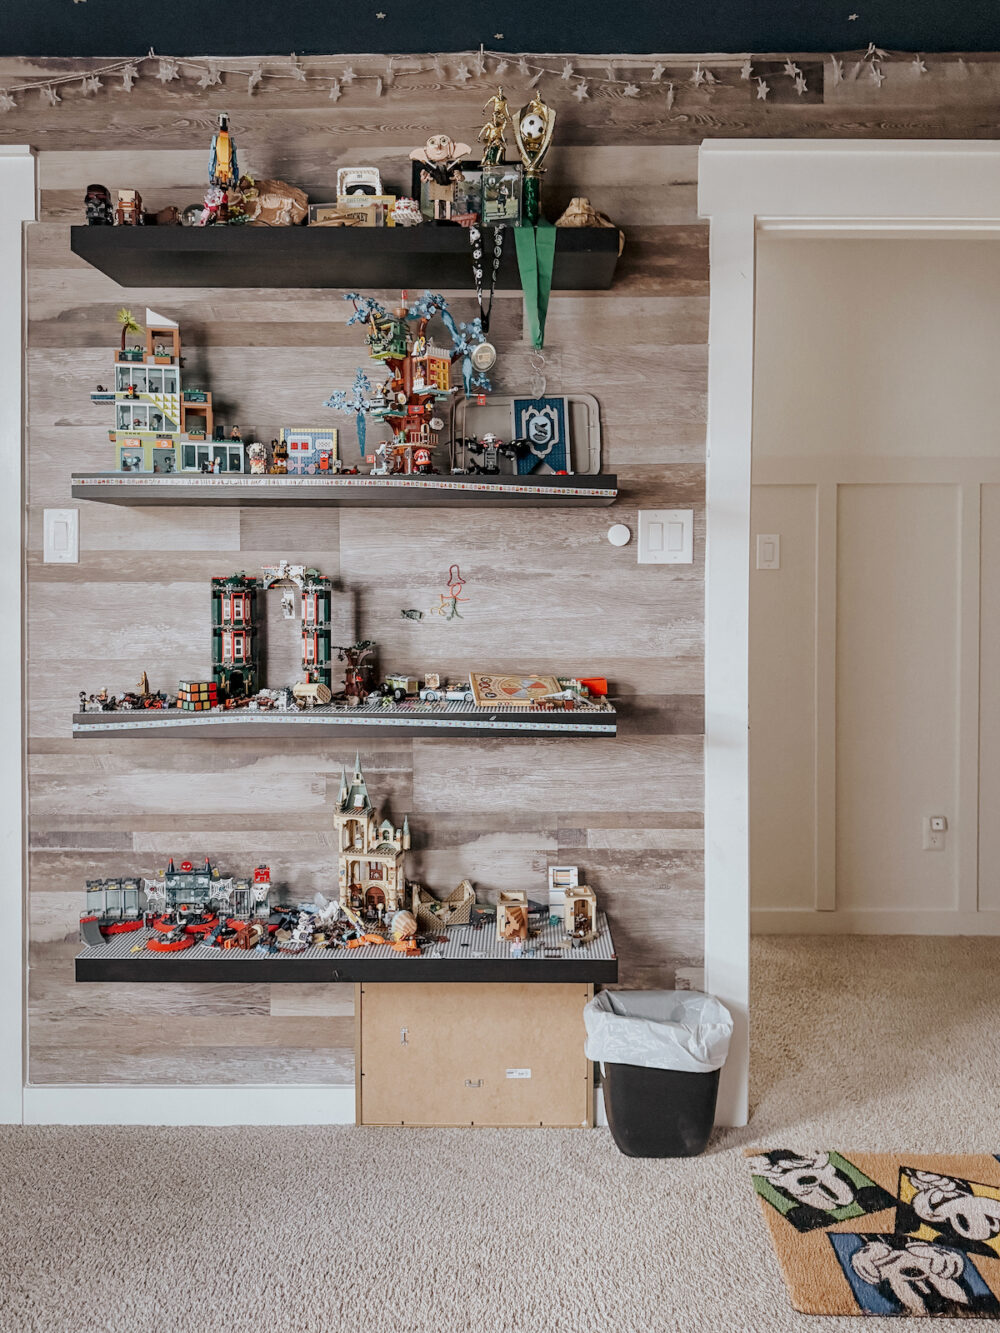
379,674 -> 420,704
419,681 -> 475,704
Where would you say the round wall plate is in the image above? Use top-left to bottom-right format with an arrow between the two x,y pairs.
607,523 -> 632,547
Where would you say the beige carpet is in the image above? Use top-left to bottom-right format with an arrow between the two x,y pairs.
3,936 -> 1000,1333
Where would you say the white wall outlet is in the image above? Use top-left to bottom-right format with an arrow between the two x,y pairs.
755,533 -> 781,570
923,815 -> 948,851
638,509 -> 693,564
43,508 -> 79,564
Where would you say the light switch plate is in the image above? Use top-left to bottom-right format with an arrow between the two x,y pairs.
756,534 -> 781,570
638,509 -> 693,564
43,508 -> 79,564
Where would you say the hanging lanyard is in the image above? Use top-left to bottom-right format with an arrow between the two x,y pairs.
514,221 -> 556,350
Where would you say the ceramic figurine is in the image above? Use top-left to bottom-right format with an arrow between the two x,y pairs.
409,134 -> 472,222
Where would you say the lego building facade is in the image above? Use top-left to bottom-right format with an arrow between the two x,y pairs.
335,758 -> 411,914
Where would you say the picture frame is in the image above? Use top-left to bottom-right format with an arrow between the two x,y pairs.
481,165 -> 522,226
410,160 -> 481,223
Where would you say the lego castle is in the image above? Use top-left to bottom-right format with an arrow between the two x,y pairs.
335,756 -> 410,915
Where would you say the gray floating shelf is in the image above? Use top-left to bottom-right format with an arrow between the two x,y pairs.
69,224 -> 621,290
70,473 -> 618,508
72,700 -> 618,740
75,916 -> 618,984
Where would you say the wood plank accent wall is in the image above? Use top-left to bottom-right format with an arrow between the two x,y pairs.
1,50 -> 987,1086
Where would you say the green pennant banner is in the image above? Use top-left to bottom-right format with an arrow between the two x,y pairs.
514,221 -> 557,350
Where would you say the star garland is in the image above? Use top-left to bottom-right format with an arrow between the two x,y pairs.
0,45 -> 940,114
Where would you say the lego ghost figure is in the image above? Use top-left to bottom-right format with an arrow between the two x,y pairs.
749,1151 -> 856,1210
409,134 -> 472,221
851,1239 -> 967,1315
910,1172 -> 1000,1242
280,591 -> 295,620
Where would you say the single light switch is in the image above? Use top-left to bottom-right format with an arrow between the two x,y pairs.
43,508 -> 79,564
638,509 -> 693,564
756,534 -> 781,570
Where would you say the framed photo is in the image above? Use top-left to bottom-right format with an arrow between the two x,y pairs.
481,165 -> 522,226
411,161 -> 481,223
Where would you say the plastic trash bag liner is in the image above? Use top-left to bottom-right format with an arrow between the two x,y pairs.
583,990 -> 733,1074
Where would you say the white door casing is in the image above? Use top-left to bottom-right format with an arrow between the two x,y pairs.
698,140 -> 1000,1128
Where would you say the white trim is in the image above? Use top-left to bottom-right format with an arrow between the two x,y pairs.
0,146 -> 35,1126
23,1085 -> 357,1126
752,908 -> 1000,936
699,139 -> 1000,1130
701,210 -> 755,1129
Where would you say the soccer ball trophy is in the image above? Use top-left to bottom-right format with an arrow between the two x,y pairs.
513,95 -> 557,225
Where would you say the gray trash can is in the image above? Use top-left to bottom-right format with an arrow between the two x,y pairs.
584,990 -> 733,1157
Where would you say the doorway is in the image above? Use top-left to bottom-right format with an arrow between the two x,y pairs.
698,138 -> 1000,1127
750,234 -> 998,933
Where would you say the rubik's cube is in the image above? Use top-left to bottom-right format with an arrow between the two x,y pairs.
177,680 -> 218,711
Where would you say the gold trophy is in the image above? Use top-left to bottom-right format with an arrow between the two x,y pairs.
513,95 -> 556,224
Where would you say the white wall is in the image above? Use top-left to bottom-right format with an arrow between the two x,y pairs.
751,235 -> 1000,933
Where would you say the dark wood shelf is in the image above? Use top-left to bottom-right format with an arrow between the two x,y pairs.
72,701 -> 618,740
70,472 -> 618,508
70,225 -> 621,290
75,917 -> 619,984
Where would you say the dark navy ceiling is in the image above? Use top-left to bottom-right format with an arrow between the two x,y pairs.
0,1 -> 994,58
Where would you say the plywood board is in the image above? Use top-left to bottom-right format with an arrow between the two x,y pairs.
358,983 -> 593,1127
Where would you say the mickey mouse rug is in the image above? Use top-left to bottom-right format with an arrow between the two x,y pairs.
748,1152 -> 1000,1317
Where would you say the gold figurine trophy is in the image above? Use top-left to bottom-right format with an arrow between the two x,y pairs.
513,95 -> 556,224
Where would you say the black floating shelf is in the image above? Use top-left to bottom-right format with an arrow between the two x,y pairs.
72,702 -> 618,740
75,953 -> 619,983
70,473 -> 618,508
70,225 -> 621,291
75,917 -> 619,985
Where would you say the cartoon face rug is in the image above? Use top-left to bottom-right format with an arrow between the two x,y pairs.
896,1168 -> 1000,1258
749,1150 -> 897,1233
829,1232 -> 1000,1317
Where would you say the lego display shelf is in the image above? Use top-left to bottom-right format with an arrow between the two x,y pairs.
70,472 -> 618,508
72,697 -> 618,739
69,225 -> 621,291
75,914 -> 618,984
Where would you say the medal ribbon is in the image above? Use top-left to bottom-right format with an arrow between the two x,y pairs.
514,220 -> 556,350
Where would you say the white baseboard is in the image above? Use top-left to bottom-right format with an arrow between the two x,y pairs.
752,907 -> 1000,935
22,1084 -> 356,1126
